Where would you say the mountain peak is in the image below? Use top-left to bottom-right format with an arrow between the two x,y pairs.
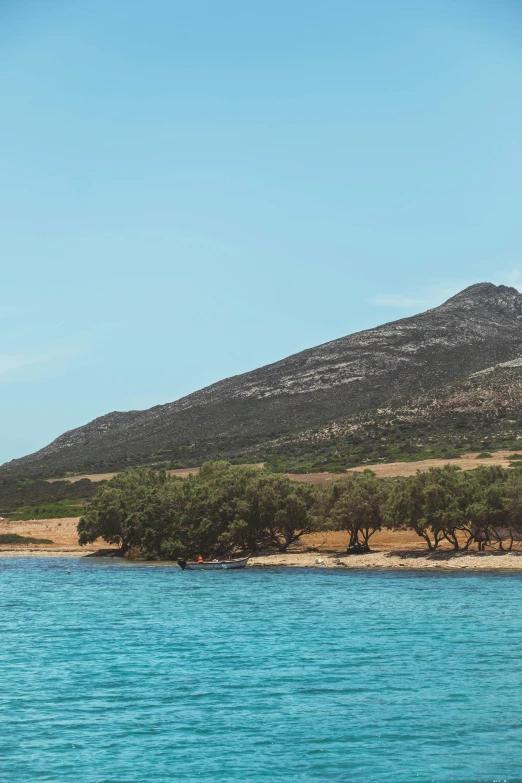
440,282 -> 522,314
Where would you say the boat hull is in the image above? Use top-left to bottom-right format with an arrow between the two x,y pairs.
180,557 -> 249,570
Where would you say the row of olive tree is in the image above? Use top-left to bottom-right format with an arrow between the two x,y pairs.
320,465 -> 522,552
387,464 -> 522,551
78,462 -> 522,558
314,470 -> 389,550
78,462 -> 316,558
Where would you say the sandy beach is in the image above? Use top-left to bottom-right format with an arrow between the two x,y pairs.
0,517 -> 118,558
249,528 -> 522,570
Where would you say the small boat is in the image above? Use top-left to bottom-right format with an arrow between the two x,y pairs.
177,556 -> 249,571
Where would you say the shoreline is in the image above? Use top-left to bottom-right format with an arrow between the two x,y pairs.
2,518 -> 522,570
2,547 -> 522,570
247,550 -> 522,570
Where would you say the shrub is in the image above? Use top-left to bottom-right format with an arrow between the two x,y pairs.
0,534 -> 54,545
10,502 -> 84,520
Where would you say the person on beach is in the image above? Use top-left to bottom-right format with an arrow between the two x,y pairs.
198,555 -> 204,563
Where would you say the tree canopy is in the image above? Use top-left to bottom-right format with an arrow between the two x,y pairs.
79,462 -> 318,558
78,462 -> 522,558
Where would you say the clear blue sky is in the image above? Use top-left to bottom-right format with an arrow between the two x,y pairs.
1,0 -> 522,464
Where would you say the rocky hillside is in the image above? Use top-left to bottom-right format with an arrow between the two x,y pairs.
4,283 -> 522,477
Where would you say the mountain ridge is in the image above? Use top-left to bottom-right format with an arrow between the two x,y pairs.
4,282 -> 522,477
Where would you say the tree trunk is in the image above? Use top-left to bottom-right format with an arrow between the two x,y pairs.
422,533 -> 434,551
443,530 -> 460,550
348,529 -> 358,548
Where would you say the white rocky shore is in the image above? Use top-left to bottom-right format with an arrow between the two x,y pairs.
247,551 -> 522,570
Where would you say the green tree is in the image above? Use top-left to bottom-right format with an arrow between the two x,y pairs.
76,462 -> 348,560
320,471 -> 389,550
506,470 -> 522,551
387,466 -> 465,550
465,466 -> 510,550
264,476 -> 316,552
78,469 -> 167,553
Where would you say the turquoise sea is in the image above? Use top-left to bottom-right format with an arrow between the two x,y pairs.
2,559 -> 522,782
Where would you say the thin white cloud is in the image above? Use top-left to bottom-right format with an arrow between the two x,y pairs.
0,320 -> 121,384
0,355 -> 34,374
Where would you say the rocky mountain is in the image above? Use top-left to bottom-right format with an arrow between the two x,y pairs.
4,282 -> 522,477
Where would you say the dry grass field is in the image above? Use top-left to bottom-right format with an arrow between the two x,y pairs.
47,467 -> 201,483
0,517 -> 118,557
288,450 -> 516,483
47,451 -> 517,486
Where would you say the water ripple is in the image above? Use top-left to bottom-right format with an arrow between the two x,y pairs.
1,559 -> 522,781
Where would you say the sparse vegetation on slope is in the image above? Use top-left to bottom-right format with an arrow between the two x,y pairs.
0,477 -> 102,517
4,283 -> 522,479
